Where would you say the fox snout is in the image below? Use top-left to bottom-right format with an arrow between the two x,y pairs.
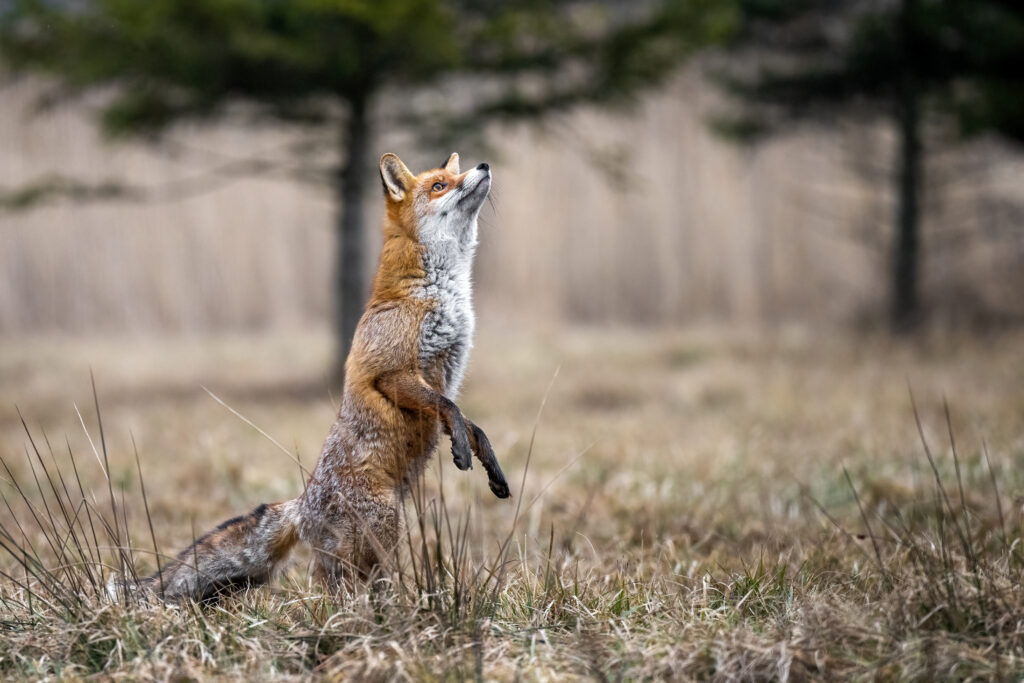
456,164 -> 491,212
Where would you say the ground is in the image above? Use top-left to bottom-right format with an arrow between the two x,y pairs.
0,326 -> 1022,680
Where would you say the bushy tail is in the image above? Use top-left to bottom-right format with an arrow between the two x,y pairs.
115,499 -> 303,602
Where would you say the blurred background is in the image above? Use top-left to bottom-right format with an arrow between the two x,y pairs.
1,0 -> 1022,355
3,0 -> 1024,499
2,0 -> 1024,498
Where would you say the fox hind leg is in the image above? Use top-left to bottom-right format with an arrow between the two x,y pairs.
307,495 -> 400,594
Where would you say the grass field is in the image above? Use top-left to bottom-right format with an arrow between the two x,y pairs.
1,327 -> 1023,680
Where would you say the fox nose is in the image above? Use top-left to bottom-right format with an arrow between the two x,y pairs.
476,162 -> 489,172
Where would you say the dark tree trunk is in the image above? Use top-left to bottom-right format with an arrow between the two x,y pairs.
891,0 -> 923,333
334,92 -> 371,381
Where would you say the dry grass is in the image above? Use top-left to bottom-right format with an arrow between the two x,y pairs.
1,326 -> 1023,680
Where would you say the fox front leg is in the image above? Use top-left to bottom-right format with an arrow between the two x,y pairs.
463,418 -> 510,499
376,371 -> 474,470
441,402 -> 474,471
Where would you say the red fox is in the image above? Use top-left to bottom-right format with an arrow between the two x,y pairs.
122,153 -> 509,601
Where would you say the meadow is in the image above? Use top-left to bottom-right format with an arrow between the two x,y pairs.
1,326 -> 1022,680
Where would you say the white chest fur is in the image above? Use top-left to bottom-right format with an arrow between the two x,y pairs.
416,244 -> 476,398
410,163 -> 488,398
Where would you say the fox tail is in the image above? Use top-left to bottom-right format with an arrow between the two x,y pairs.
110,499 -> 302,602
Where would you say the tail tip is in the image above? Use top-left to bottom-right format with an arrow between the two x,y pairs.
106,573 -> 155,602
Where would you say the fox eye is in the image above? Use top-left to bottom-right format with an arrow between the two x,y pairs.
431,181 -> 447,192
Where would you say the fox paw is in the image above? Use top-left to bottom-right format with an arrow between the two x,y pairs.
451,438 -> 473,471
488,474 -> 510,499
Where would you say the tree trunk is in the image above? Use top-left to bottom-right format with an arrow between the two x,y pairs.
334,93 -> 371,381
891,0 -> 922,333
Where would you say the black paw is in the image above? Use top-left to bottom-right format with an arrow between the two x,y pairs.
488,473 -> 510,499
451,436 -> 473,471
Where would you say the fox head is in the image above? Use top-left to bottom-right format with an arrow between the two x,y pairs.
378,152 -> 491,249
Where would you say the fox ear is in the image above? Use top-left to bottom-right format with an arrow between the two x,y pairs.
380,153 -> 413,201
442,152 -> 460,175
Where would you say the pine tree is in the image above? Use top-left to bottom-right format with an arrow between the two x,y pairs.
714,0 -> 1024,330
